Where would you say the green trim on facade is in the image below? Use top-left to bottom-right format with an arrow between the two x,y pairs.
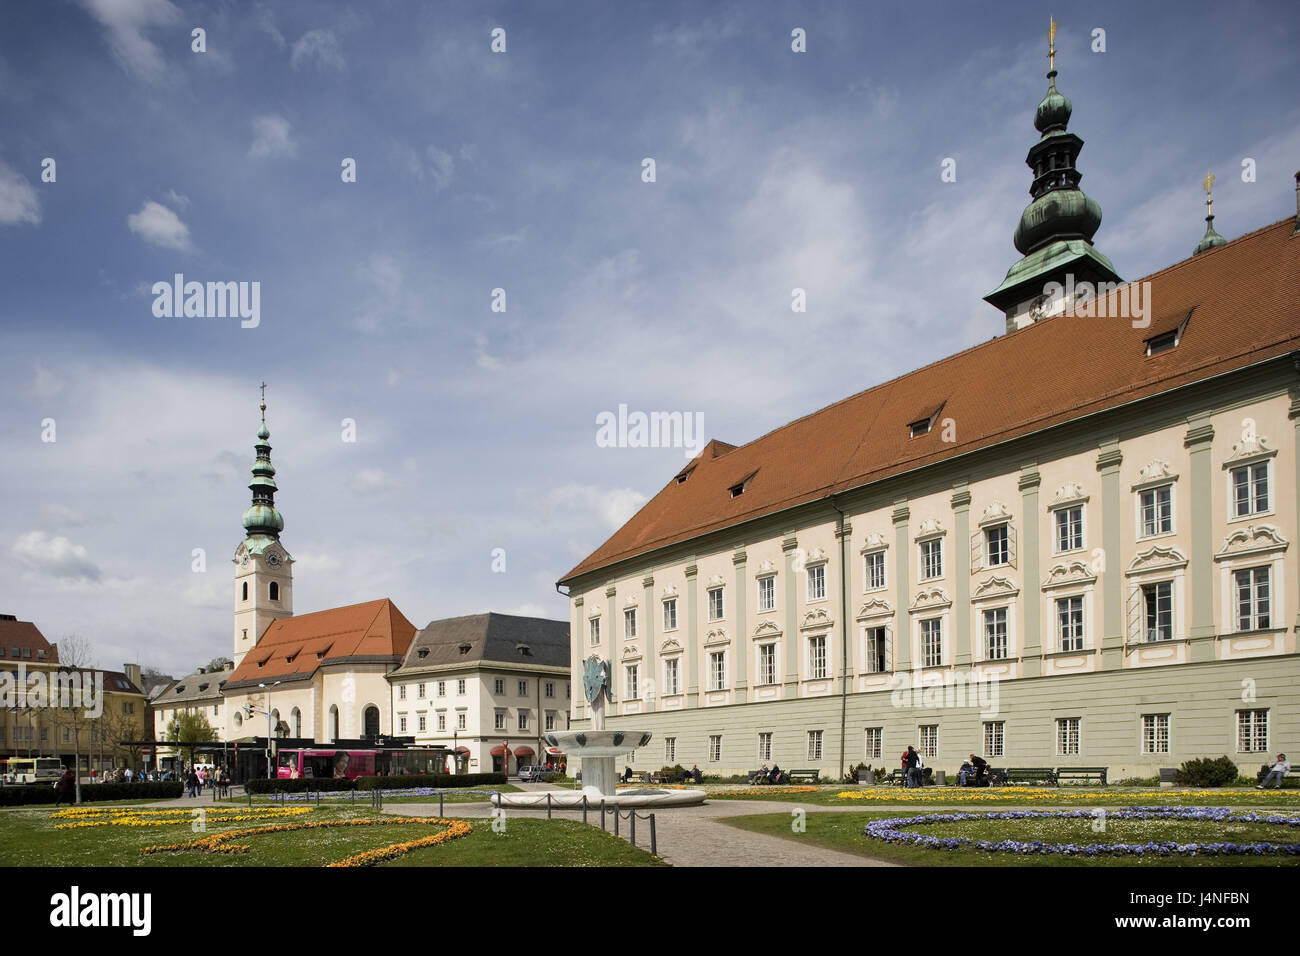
732,548 -> 748,702
951,484 -> 972,666
1185,414 -> 1217,655
1097,441 -> 1124,669
685,563 -> 699,706
781,536 -> 799,689
1018,465 -> 1042,675
892,502 -> 911,670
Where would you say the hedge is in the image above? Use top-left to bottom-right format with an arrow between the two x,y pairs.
356,773 -> 506,791
0,781 -> 184,806
242,777 -> 356,794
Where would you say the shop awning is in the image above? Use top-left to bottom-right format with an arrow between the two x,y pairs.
490,745 -> 512,756
513,746 -> 534,757
454,746 -> 470,754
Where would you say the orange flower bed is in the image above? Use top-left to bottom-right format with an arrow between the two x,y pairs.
141,816 -> 471,866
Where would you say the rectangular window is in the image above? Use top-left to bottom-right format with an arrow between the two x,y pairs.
1056,717 -> 1080,756
983,721 -> 1005,758
708,587 -> 725,621
665,737 -> 676,763
1056,596 -> 1084,652
985,525 -> 1009,567
1231,462 -> 1269,518
590,617 -> 601,645
807,564 -> 826,601
1055,505 -> 1084,553
624,608 -> 637,638
709,651 -> 727,691
398,685 -> 406,701
920,538 -> 943,580
757,643 -> 777,686
919,725 -> 938,756
399,716 -> 407,733
807,730 -> 823,761
865,727 -> 883,760
494,712 -> 506,730
663,598 -> 677,631
417,683 -> 426,699
758,732 -> 772,762
864,550 -> 887,591
1237,709 -> 1268,753
625,664 -> 639,700
983,608 -> 1008,660
920,618 -> 943,668
437,681 -> 446,697
418,714 -> 426,732
457,713 -> 466,731
709,735 -> 721,762
545,681 -> 555,698
437,713 -> 446,732
1140,485 -> 1173,537
757,576 -> 775,612
518,710 -> 529,731
865,627 -> 888,673
1142,582 -> 1173,641
518,680 -> 528,696
808,634 -> 827,679
545,712 -> 555,731
1235,567 -> 1271,631
457,679 -> 466,695
664,658 -> 680,696
494,679 -> 504,695
1142,714 -> 1170,754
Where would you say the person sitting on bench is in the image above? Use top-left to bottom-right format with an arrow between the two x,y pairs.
622,766 -> 634,783
957,760 -> 974,786
768,763 -> 783,784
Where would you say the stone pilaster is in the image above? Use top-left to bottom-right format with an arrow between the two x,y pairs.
1184,414 -> 1217,659
1096,441 -> 1124,669
685,564 -> 699,708
782,535 -> 800,692
732,549 -> 748,703
1018,465 -> 1042,676
892,502 -> 911,670
951,484 -> 972,666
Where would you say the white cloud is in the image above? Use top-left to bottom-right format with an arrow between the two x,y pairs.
426,146 -> 454,190
78,0 -> 180,81
350,468 -> 400,494
473,333 -> 504,371
546,485 -> 649,532
126,199 -> 191,250
249,115 -> 297,159
291,29 -> 345,71
164,188 -> 190,209
0,159 -> 40,225
12,530 -> 102,582
38,504 -> 93,528
26,362 -> 64,400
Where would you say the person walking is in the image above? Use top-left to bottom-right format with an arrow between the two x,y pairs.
905,746 -> 920,788
53,768 -> 75,805
1257,753 -> 1290,789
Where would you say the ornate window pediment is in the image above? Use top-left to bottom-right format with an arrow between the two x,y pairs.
908,587 -> 951,613
1223,434 -> 1276,467
622,594 -> 638,608
659,638 -> 682,655
799,607 -> 833,630
804,546 -> 828,565
978,501 -> 1013,527
1214,524 -> 1289,561
707,574 -> 726,588
971,575 -> 1020,602
621,644 -> 641,661
1125,545 -> 1189,576
1132,460 -> 1178,490
661,585 -> 678,599
756,559 -> 776,575
914,518 -> 946,540
855,598 -> 894,621
753,620 -> 782,639
704,628 -> 730,646
860,531 -> 888,552
587,607 -> 602,619
1049,482 -> 1088,509
1040,561 -> 1098,590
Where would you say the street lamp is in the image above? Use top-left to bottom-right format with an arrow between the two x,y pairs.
254,682 -> 282,778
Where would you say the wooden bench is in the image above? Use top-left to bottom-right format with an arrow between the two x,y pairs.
1055,767 -> 1108,786
788,769 -> 820,784
998,767 -> 1059,787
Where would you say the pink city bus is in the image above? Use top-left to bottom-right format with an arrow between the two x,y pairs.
277,749 -> 374,780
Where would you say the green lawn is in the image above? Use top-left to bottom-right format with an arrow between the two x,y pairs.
0,804 -> 662,867
228,785 -> 520,806
704,784 -> 1300,808
722,809 -> 1300,867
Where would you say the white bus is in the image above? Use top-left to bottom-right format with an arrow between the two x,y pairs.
3,757 -> 64,785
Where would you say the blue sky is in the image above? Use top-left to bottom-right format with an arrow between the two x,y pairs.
2,0 -> 1297,675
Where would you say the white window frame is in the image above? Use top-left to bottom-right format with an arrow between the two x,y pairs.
1140,580 -> 1175,642
1227,458 -> 1273,522
1056,717 -> 1081,756
1136,483 -> 1176,539
983,523 -> 1010,568
708,650 -> 728,691
624,607 -> 637,639
494,678 -> 504,695
625,663 -> 640,700
662,598 -> 678,632
1141,713 -> 1170,754
863,625 -> 890,674
437,712 -> 446,732
1055,595 -> 1086,652
1052,503 -> 1086,555
1233,565 -> 1272,632
863,548 -> 887,593
806,562 -> 827,603
864,727 -> 883,760
663,656 -> 681,696
982,721 -> 1005,758
982,606 -> 1009,661
518,709 -> 529,731
756,574 -> 776,613
1215,536 -> 1287,637
919,617 -> 943,668
758,732 -> 772,762
1236,709 -> 1268,753
807,633 -> 828,680
807,730 -> 823,761
707,586 -> 725,622
918,725 -> 938,757
919,537 -> 944,582
756,641 -> 778,686
665,737 -> 676,762
708,734 -> 722,762
494,710 -> 506,731
589,616 -> 601,645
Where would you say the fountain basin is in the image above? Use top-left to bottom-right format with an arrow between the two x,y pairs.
543,730 -> 654,757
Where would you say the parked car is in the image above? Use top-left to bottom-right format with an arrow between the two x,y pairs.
517,765 -> 553,782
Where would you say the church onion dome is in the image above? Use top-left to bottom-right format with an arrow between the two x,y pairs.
1194,216 -> 1227,255
1034,73 -> 1072,134
242,503 -> 284,534
241,395 -> 285,540
1014,188 -> 1103,255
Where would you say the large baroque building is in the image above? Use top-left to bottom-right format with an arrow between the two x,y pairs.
557,54 -> 1300,779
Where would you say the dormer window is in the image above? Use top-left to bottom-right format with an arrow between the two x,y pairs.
458,642 -> 472,654
728,470 -> 758,498
675,464 -> 696,485
909,418 -> 932,438
417,647 -> 429,659
1146,330 -> 1177,355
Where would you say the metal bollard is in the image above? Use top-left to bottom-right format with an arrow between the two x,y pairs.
649,813 -> 657,857
629,811 -> 636,846
439,791 -> 444,817
582,794 -> 588,825
546,792 -> 552,819
614,808 -> 620,837
600,799 -> 606,831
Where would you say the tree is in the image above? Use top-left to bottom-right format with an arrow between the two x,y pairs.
51,633 -> 96,804
165,711 -> 217,768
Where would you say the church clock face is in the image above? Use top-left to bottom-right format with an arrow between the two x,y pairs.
265,550 -> 281,569
239,551 -> 250,566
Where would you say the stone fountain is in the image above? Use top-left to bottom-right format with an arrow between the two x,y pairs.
496,656 -> 706,808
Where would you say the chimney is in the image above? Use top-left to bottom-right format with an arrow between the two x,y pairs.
124,662 -> 142,688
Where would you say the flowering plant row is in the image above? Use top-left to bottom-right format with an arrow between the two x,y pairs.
863,806 -> 1300,856
834,787 -> 1289,802
328,819 -> 473,867
52,806 -> 313,829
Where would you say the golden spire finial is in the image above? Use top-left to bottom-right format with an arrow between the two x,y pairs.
1048,17 -> 1057,72
1203,173 -> 1215,216
259,381 -> 267,421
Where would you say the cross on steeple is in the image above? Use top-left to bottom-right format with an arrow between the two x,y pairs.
259,382 -> 267,420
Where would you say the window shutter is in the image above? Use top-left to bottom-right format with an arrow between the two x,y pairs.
970,530 -> 982,572
884,629 -> 893,673
1007,523 -> 1018,569
1125,586 -> 1143,645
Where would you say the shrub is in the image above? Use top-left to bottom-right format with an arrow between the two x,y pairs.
1173,756 -> 1240,788
243,777 -> 356,794
0,781 -> 184,806
843,762 -> 882,785
355,773 -> 506,791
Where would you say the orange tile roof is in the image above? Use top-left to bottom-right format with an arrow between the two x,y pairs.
225,599 -> 416,687
561,218 -> 1300,584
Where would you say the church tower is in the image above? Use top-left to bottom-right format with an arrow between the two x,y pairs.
232,388 -> 293,669
985,19 -> 1122,330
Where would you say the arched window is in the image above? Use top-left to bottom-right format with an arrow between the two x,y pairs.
269,581 -> 279,601
233,711 -> 243,729
241,581 -> 248,601
363,705 -> 380,738
329,705 -> 339,743
291,707 -> 301,737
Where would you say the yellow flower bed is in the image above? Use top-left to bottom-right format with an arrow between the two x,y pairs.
722,786 -> 820,796
833,787 -> 1284,802
140,816 -> 472,866
52,806 -> 313,829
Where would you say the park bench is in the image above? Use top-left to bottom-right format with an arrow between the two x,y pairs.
746,769 -> 771,785
884,768 -> 933,786
998,767 -> 1059,787
788,769 -> 820,784
1055,767 -> 1108,786
1254,766 -> 1299,788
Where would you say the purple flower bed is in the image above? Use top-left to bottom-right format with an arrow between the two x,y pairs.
863,806 -> 1300,856
269,788 -> 499,801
